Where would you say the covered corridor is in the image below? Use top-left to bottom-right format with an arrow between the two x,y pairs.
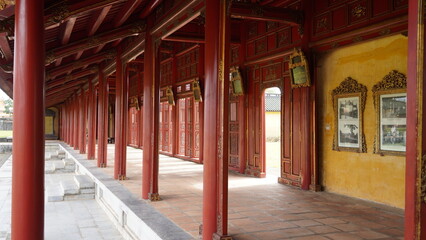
85,144 -> 404,239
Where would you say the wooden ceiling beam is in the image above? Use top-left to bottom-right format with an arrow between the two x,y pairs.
45,21 -> 145,65
0,33 -> 12,62
47,68 -> 96,89
230,2 -> 303,25
44,0 -> 127,30
47,79 -> 87,96
55,17 -> 77,67
60,17 -> 77,45
47,50 -> 115,80
87,5 -> 112,36
113,0 -> 144,27
139,0 -> 162,18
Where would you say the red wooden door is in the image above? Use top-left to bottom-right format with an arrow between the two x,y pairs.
193,101 -> 200,158
178,98 -> 186,155
160,102 -> 173,153
128,107 -> 139,147
159,103 -> 163,151
185,97 -> 193,157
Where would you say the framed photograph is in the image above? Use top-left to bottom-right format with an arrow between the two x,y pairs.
372,70 -> 407,156
289,48 -> 311,88
338,97 -> 360,148
332,77 -> 367,152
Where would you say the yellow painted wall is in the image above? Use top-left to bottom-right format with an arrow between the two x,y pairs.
317,34 -> 407,208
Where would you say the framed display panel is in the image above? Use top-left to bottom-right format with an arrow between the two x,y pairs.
192,78 -> 203,102
289,48 -> 311,88
166,86 -> 175,106
372,70 -> 407,156
230,66 -> 245,96
332,77 -> 367,152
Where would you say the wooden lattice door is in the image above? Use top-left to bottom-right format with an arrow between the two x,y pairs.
178,98 -> 186,155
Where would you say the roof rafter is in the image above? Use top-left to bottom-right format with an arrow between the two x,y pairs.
45,20 -> 145,65
113,0 -> 144,28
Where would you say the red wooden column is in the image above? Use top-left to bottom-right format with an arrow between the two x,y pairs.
87,79 -> 96,159
79,89 -> 86,154
70,98 -> 75,147
114,47 -> 128,180
74,94 -> 80,150
405,1 -> 426,238
203,0 -> 231,239
12,0 -> 45,239
98,67 -> 109,167
142,18 -> 160,201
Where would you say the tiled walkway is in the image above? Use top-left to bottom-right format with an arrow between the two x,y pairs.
94,145 -> 404,240
0,157 -> 123,240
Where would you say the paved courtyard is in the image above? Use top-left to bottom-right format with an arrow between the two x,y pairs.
0,157 -> 123,240
94,145 -> 404,240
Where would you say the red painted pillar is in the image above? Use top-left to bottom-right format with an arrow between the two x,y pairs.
68,101 -> 72,145
74,94 -> 80,150
79,89 -> 86,154
12,0 -> 45,239
203,0 -> 230,239
405,1 -> 426,238
142,18 -> 160,201
97,67 -> 108,167
87,79 -> 96,159
70,98 -> 75,147
114,47 -> 128,180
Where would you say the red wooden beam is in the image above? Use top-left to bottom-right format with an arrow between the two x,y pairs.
44,0 -> 127,30
60,17 -> 77,45
46,21 -> 145,64
47,50 -> 115,80
0,33 -> 12,61
230,2 -> 302,25
46,78 -> 87,96
55,17 -> 77,66
46,68 -> 96,89
139,0 -> 162,18
113,0 -> 143,27
88,6 -> 111,36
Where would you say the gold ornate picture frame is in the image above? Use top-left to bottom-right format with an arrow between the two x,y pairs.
372,70 -> 407,156
289,48 -> 311,88
332,77 -> 367,153
230,66 -> 245,96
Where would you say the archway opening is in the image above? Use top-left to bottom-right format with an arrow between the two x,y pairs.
264,87 -> 282,178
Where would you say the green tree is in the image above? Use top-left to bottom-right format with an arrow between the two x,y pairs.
4,99 -> 12,116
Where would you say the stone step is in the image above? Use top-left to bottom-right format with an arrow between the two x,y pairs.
64,193 -> 95,201
46,187 -> 64,202
74,175 -> 94,189
60,179 -> 79,195
44,162 -> 55,174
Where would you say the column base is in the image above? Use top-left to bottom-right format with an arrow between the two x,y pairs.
213,233 -> 232,240
118,175 -> 127,180
99,163 -> 107,168
149,193 -> 161,201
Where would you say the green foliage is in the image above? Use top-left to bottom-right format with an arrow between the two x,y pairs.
4,99 -> 12,115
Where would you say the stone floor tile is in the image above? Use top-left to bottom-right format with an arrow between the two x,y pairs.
325,232 -> 363,240
307,225 -> 341,234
